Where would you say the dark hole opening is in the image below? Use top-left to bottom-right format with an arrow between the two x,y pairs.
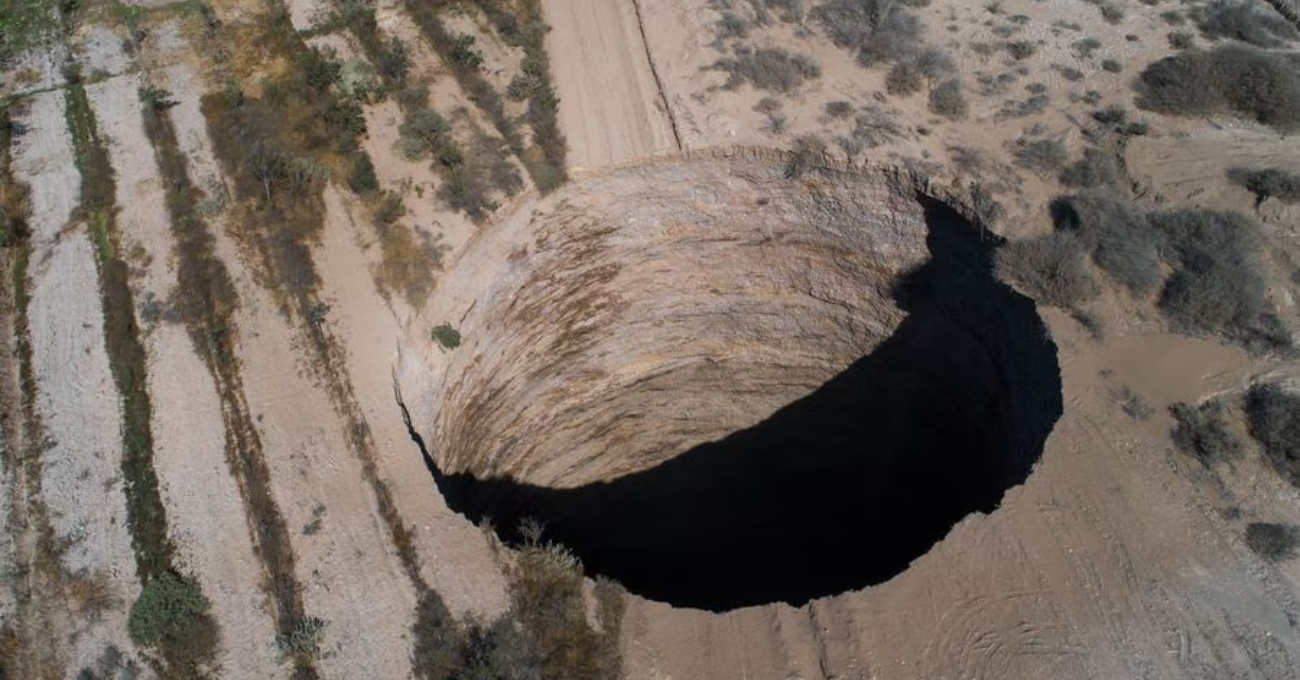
419,197 -> 1063,611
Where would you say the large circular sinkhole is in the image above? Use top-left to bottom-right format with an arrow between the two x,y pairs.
421,154 -> 1062,611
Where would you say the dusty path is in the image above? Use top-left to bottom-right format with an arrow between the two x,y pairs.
541,0 -> 677,170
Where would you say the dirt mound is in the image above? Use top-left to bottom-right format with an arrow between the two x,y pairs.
423,153 -> 1062,609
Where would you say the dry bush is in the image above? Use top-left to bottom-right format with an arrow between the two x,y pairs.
1006,40 -> 1037,60
1051,192 -> 1163,295
1227,166 -> 1300,205
928,78 -> 968,119
1196,0 -> 1298,47
824,99 -> 854,119
1015,138 -> 1068,176
812,0 -> 926,66
995,231 -> 1098,308
127,572 -> 218,674
1136,44 -> 1300,132
1245,522 -> 1300,561
711,45 -> 821,93
1059,148 -> 1119,188
1170,399 -> 1242,465
1150,208 -> 1269,339
886,48 -> 952,96
1246,383 -> 1300,487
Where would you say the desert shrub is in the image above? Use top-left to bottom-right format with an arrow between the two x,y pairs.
1246,522 -> 1300,561
1168,30 -> 1195,48
812,0 -> 925,66
1072,37 -> 1102,58
1092,104 -> 1128,125
510,541 -> 621,680
716,11 -> 751,39
1007,40 -> 1037,59
127,572 -> 218,670
1136,44 -> 1300,132
1246,384 -> 1300,486
887,48 -> 953,95
928,78 -> 968,119
1016,138 -> 1068,175
432,323 -> 462,349
1170,400 -> 1242,465
276,617 -> 327,663
449,33 -> 485,69
373,192 -> 405,226
1150,208 -> 1268,338
1060,147 -> 1119,187
824,99 -> 855,118
850,107 -> 904,147
400,108 -> 451,146
1115,385 -> 1154,420
1227,167 -> 1300,205
76,646 -> 142,680
1196,0 -> 1298,47
886,59 -> 925,95
1100,2 -> 1124,24
347,152 -> 379,194
1101,58 -> 1122,72
376,39 -> 411,82
299,46 -> 342,91
1052,191 -> 1165,295
712,46 -> 821,92
1161,10 -> 1186,25
995,231 -> 1098,307
784,135 -> 828,178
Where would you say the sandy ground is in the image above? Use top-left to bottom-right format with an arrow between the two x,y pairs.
211,212 -> 419,679
11,86 -> 143,674
541,0 -> 678,170
314,187 -> 510,619
89,56 -> 285,678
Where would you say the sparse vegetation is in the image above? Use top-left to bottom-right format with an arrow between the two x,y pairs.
1227,166 -> 1300,205
275,617 -> 327,664
711,45 -> 821,93
1170,399 -> 1242,465
1100,2 -> 1125,24
1115,386 -> 1154,421
885,48 -> 953,96
1195,0 -> 1298,47
1101,58 -> 1122,73
1245,522 -> 1300,561
1245,384 -> 1300,487
1136,44 -> 1300,132
824,100 -> 854,119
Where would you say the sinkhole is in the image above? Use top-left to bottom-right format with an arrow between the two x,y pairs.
418,155 -> 1063,611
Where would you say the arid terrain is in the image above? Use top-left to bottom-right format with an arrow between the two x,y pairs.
2,0 -> 1300,678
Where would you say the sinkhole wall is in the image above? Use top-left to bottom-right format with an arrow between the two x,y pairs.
424,151 -> 1063,609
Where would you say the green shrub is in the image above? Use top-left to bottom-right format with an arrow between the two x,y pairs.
1245,522 -> 1300,561
347,152 -> 379,194
449,33 -> 485,69
1227,167 -> 1300,205
1136,44 -> 1300,132
127,572 -> 218,670
1170,400 -> 1242,464
299,46 -> 342,91
995,231 -> 1098,307
275,617 -> 327,663
1196,0 -> 1298,47
432,323 -> 462,349
1246,384 -> 1300,487
712,46 -> 821,93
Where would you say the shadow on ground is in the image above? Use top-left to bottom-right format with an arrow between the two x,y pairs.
417,197 -> 1063,611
